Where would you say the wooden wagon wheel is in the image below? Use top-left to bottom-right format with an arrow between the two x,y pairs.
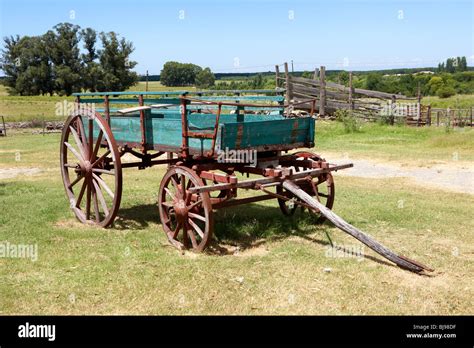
277,151 -> 334,224
60,110 -> 122,227
158,166 -> 213,251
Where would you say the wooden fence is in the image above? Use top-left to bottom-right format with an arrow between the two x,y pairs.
276,62 -> 474,127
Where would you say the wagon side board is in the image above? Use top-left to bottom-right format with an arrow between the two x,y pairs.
89,112 -> 315,156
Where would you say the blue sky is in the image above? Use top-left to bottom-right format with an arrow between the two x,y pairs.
0,0 -> 472,74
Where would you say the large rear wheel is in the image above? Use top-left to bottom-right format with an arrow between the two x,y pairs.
60,110 -> 122,227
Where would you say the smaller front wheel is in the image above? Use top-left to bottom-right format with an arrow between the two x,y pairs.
158,166 -> 214,251
277,151 -> 335,224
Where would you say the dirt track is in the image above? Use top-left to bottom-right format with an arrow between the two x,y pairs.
328,157 -> 474,194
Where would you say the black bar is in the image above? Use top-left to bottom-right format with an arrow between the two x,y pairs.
0,316 -> 472,346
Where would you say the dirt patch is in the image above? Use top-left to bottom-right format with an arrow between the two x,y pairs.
0,167 -> 42,180
328,158 -> 474,194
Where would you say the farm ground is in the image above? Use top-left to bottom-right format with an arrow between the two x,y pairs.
0,122 -> 473,315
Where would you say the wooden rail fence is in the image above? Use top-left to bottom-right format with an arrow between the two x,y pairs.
276,62 -> 474,127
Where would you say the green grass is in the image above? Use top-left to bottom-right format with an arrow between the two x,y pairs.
422,94 -> 474,109
315,121 -> 474,164
0,128 -> 473,315
2,82 -> 473,122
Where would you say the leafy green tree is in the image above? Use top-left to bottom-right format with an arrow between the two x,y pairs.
365,73 -> 383,90
160,61 -> 202,86
81,28 -> 103,92
98,32 -> 138,91
1,35 -> 54,95
195,67 -> 215,89
337,71 -> 350,85
0,35 -> 22,94
44,23 -> 83,95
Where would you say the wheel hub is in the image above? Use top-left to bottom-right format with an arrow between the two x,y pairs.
174,199 -> 188,223
79,160 -> 93,176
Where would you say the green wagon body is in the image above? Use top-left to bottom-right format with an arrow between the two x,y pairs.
74,90 -> 315,156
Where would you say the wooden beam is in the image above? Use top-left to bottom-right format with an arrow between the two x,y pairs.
282,180 -> 432,273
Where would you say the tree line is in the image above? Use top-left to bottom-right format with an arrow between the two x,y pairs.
0,23 -> 138,96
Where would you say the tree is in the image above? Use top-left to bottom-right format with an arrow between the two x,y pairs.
337,71 -> 350,86
46,23 -> 84,95
81,28 -> 103,92
160,61 -> 202,86
0,35 -> 54,95
195,67 -> 215,89
0,35 -> 22,94
98,32 -> 138,91
365,73 -> 383,90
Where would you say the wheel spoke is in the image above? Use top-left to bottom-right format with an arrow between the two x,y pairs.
92,129 -> 103,162
68,174 -> 84,189
161,201 -> 174,208
86,178 -> 92,220
92,168 -> 115,175
88,119 -> 93,160
188,212 -> 206,222
92,186 -> 100,223
92,149 -> 111,168
92,179 -> 109,216
76,179 -> 87,207
69,126 -> 87,159
170,176 -> 180,196
187,227 -> 198,249
64,142 -> 84,163
180,174 -> 186,200
188,218 -> 204,238
64,163 -> 78,168
171,221 -> 182,239
92,173 -> 114,199
76,118 -> 88,157
187,199 -> 202,210
164,187 -> 176,201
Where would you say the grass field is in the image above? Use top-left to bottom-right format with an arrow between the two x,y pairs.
1,122 -> 473,315
1,82 -> 473,122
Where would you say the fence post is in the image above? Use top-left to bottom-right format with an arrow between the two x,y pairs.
447,107 -> 451,128
427,105 -> 431,126
437,111 -> 440,126
416,84 -> 421,127
284,62 -> 293,113
275,65 -> 280,88
349,72 -> 354,111
319,66 -> 326,116
390,95 -> 396,125
471,106 -> 473,127
313,68 -> 319,81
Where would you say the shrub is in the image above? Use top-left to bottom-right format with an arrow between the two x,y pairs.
436,86 -> 456,98
334,109 -> 360,133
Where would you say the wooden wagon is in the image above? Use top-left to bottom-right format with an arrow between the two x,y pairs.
60,90 -> 432,273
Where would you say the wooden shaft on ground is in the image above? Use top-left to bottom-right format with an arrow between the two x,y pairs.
282,180 -> 429,273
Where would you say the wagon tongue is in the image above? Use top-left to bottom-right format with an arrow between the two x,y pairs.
282,180 -> 434,274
